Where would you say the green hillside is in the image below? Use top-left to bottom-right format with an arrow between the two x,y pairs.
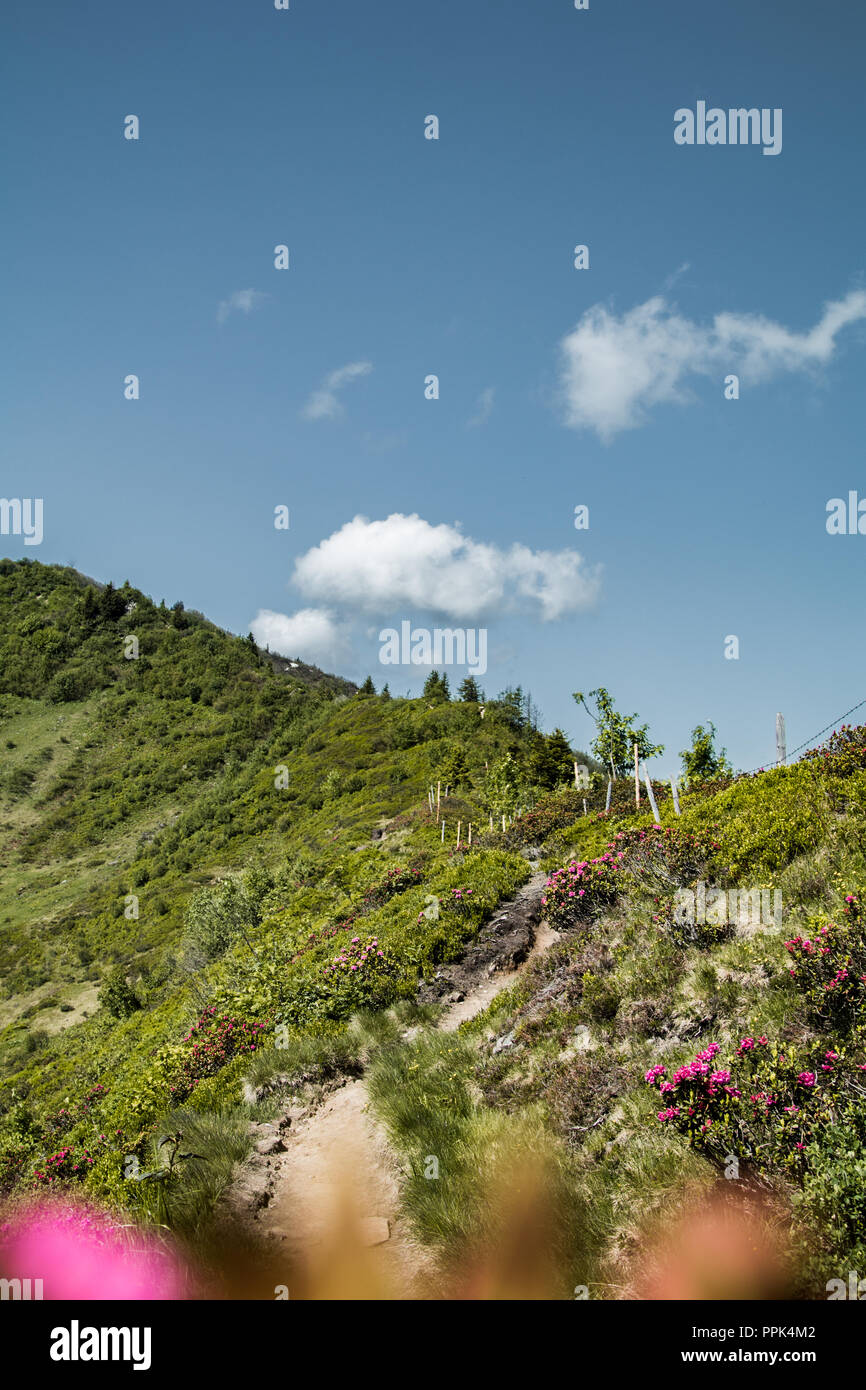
1,557 -> 865,1298
0,562 -> 594,1211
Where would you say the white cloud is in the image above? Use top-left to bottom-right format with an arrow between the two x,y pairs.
661,262 -> 691,292
250,607 -> 350,667
217,289 -> 269,324
558,289 -> 866,440
467,386 -> 495,428
292,513 -> 600,622
301,361 -> 373,420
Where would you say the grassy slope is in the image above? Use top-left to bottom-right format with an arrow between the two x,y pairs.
3,557 -> 864,1297
360,753 -> 866,1296
0,559 -> 582,1223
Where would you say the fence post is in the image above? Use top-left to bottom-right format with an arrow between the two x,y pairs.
441,819 -> 445,842
644,772 -> 661,823
456,820 -> 461,845
776,713 -> 786,766
436,780 -> 441,822
634,743 -> 640,807
670,777 -> 681,816
605,779 -> 612,812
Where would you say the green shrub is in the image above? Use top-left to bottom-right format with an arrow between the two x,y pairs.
98,967 -> 141,1019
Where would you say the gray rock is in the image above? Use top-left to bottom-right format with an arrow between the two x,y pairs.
255,1135 -> 285,1156
250,1121 -> 279,1137
493,1030 -> 516,1054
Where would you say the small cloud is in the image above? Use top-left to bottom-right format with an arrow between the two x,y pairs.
558,289 -> 866,440
467,386 -> 495,428
217,289 -> 269,324
661,262 -> 691,293
301,361 -> 373,421
250,607 -> 351,667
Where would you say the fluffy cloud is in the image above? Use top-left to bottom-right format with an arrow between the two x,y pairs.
250,607 -> 349,667
216,289 -> 269,324
291,513 -> 600,622
558,290 -> 866,440
301,361 -> 373,420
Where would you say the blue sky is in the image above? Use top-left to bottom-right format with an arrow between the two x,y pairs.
4,0 -> 866,774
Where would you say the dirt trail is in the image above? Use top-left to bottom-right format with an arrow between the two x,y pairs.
240,868 -> 553,1297
440,918 -> 557,1031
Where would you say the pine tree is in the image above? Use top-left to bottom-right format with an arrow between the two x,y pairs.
98,581 -> 126,622
423,670 -> 450,701
495,686 -> 526,730
82,587 -> 100,628
528,727 -> 573,788
440,741 -> 469,789
458,675 -> 483,702
545,728 -> 575,783
360,675 -> 376,695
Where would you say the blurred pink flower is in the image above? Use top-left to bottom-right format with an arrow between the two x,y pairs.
0,1201 -> 189,1300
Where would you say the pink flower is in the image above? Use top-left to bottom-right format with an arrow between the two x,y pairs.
0,1201 -> 189,1299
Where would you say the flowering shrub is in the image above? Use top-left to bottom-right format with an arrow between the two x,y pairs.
322,935 -> 397,1013
543,825 -> 719,931
644,1037 -> 865,1178
173,1007 -> 269,1097
542,854 -> 621,929
784,917 -> 866,1033
34,1131 -> 120,1186
360,865 -> 423,913
495,790 -> 584,848
608,824 -> 720,894
43,1085 -> 108,1140
802,723 -> 866,779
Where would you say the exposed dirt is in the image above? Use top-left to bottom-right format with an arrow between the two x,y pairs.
419,869 -> 548,1009
223,866 -> 553,1298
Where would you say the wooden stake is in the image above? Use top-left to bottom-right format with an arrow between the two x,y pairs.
671,778 -> 681,816
468,823 -> 472,844
441,819 -> 445,842
605,779 -> 612,812
583,798 -> 587,817
456,820 -> 461,845
644,773 -> 660,823
634,743 -> 640,808
502,814 -> 506,832
776,713 -> 786,767
489,814 -> 493,830
436,780 -> 441,822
